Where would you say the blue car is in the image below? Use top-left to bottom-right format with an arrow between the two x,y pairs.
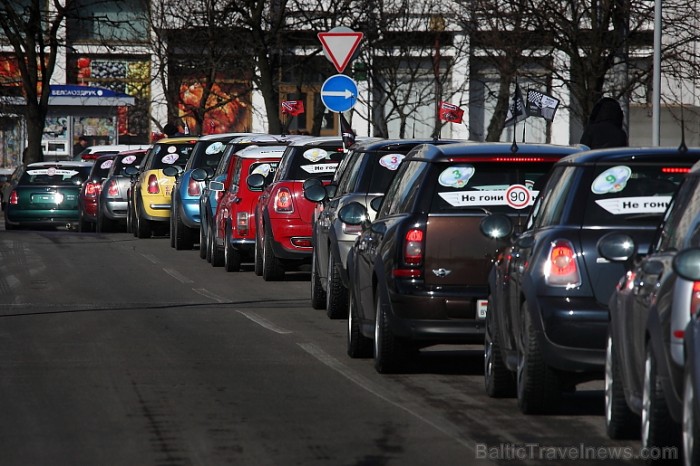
170,133 -> 254,250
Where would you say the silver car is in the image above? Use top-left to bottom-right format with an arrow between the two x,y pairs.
96,149 -> 147,232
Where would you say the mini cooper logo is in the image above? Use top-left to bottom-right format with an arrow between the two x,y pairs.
432,268 -> 451,277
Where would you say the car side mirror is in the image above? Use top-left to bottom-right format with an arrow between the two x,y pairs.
303,178 -> 322,190
247,173 -> 265,190
338,202 -> 368,226
597,232 -> 636,262
325,184 -> 337,199
123,166 -> 139,177
479,214 -> 513,240
162,166 -> 181,177
673,248 -> 700,281
304,183 -> 327,203
209,180 -> 224,192
191,168 -> 208,182
369,196 -> 383,212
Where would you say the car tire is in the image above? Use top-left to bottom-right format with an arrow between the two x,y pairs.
224,224 -> 242,272
174,208 -> 194,250
199,223 -> 207,259
484,299 -> 516,398
169,207 -> 175,248
642,345 -> 681,452
605,332 -> 640,439
262,232 -> 285,281
127,201 -> 135,235
326,252 -> 348,319
683,368 -> 700,466
136,202 -> 151,239
516,302 -> 561,414
310,248 -> 326,310
347,286 -> 372,358
209,228 -> 224,267
96,209 -> 113,233
78,212 -> 93,232
374,293 -> 403,374
254,235 -> 263,276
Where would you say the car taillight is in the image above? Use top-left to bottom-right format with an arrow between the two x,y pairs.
274,187 -> 294,213
543,239 -> 581,287
107,180 -> 119,197
342,223 -> 362,235
147,174 -> 159,194
673,281 -> 700,340
84,181 -> 100,198
188,178 -> 200,196
393,228 -> 424,278
236,212 -> 249,236
9,190 -> 18,205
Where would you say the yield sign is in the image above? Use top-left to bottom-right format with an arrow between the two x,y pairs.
318,28 -> 363,73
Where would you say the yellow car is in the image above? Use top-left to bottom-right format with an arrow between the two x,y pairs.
129,137 -> 199,238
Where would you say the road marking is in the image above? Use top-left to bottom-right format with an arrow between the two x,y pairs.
140,253 -> 159,264
298,342 -> 477,453
236,310 -> 292,334
192,288 -> 227,303
162,267 -> 193,284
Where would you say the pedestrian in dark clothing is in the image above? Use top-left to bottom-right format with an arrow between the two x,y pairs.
73,136 -> 89,157
580,97 -> 628,149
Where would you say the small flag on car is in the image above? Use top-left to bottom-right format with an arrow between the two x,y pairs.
527,90 -> 560,122
438,101 -> 464,124
339,113 -> 356,148
281,100 -> 305,116
504,83 -> 527,127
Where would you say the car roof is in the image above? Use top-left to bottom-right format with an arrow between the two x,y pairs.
154,137 -> 200,144
115,148 -> 148,156
27,161 -> 93,168
286,135 -> 376,147
350,138 -> 462,152
228,134 -> 309,144
406,141 -> 588,161
196,132 -> 261,142
84,144 -> 149,153
235,145 -> 287,159
557,146 -> 700,164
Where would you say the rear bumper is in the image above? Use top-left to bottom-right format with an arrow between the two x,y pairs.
102,200 -> 128,220
267,215 -> 313,261
178,196 -> 201,228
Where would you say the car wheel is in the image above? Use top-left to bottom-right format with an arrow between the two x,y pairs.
516,302 -> 560,414
484,299 -> 516,398
605,332 -> 640,439
199,223 -> 207,259
136,202 -> 151,239
326,252 -> 349,319
169,207 -> 175,247
210,232 -> 224,267
310,247 -> 326,310
78,212 -> 92,232
642,345 -> 681,451
4,213 -> 17,230
374,292 -> 403,374
262,232 -> 285,281
174,208 -> 194,250
347,286 -> 372,358
96,209 -> 112,233
684,368 -> 700,466
224,224 -> 242,272
254,235 -> 263,276
127,201 -> 135,235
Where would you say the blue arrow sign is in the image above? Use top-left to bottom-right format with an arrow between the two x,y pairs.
321,74 -> 358,113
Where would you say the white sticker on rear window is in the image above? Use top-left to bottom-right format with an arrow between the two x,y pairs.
27,169 -> 79,177
591,166 -> 632,194
161,153 -> 179,164
595,196 -> 671,215
438,165 -> 475,188
167,145 -> 177,153
379,154 -> 404,171
300,163 -> 338,174
206,142 -> 225,154
303,148 -> 329,162
100,160 -> 113,169
439,189 -> 539,207
252,164 -> 272,177
122,155 -> 136,164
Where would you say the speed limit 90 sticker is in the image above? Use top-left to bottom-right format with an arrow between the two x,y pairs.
438,185 -> 539,209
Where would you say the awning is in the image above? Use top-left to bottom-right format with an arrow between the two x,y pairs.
48,85 -> 135,106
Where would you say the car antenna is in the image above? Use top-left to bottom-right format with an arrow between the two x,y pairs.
510,78 -> 519,153
679,85 -> 688,153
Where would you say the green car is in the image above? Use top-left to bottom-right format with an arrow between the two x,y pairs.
4,161 -> 93,230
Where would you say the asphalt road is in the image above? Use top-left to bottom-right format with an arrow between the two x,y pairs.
0,223 -> 664,465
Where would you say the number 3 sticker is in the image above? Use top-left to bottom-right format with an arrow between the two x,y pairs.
505,184 -> 531,209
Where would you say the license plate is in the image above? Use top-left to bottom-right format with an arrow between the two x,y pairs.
477,299 -> 488,319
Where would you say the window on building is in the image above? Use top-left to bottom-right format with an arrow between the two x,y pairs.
67,0 -> 148,43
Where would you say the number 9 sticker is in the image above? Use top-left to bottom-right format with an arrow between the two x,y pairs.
505,184 -> 532,209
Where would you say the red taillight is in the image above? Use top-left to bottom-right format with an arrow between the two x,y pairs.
236,212 -> 249,236
662,167 -> 690,173
544,240 -> 581,287
274,188 -> 294,213
107,180 -> 119,197
147,174 -> 159,194
9,190 -> 18,205
691,282 -> 700,318
404,228 -> 424,265
188,178 -> 200,196
84,181 -> 100,198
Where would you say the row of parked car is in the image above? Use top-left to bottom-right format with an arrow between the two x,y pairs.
4,132 -> 700,463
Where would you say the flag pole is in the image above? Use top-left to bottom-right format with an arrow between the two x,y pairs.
511,77 -> 518,152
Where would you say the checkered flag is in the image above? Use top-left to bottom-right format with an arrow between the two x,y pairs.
527,90 -> 560,122
504,83 -> 527,127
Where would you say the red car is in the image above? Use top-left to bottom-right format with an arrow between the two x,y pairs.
209,145 -> 287,271
248,136 -> 349,281
78,153 -> 117,232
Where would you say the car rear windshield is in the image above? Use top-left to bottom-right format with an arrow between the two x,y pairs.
247,161 -> 280,191
362,152 -> 405,193
148,143 -> 195,170
111,153 -> 144,176
21,166 -> 92,186
428,159 -> 556,214
583,162 -> 688,226
90,158 -> 115,180
276,144 -> 346,181
187,139 -> 229,171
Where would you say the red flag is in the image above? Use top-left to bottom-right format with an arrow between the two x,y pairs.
439,101 -> 464,124
282,100 -> 305,116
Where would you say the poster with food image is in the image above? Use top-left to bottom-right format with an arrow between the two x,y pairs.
178,80 -> 251,134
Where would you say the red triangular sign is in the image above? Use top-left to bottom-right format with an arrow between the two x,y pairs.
318,32 -> 363,73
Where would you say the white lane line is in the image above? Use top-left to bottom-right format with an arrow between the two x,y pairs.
162,267 -> 193,284
297,342 -> 476,453
140,253 -> 159,264
192,288 -> 228,303
236,310 -> 292,334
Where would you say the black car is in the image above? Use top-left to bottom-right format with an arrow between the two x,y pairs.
480,147 -> 700,415
340,141 -> 585,374
600,152 -> 700,453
